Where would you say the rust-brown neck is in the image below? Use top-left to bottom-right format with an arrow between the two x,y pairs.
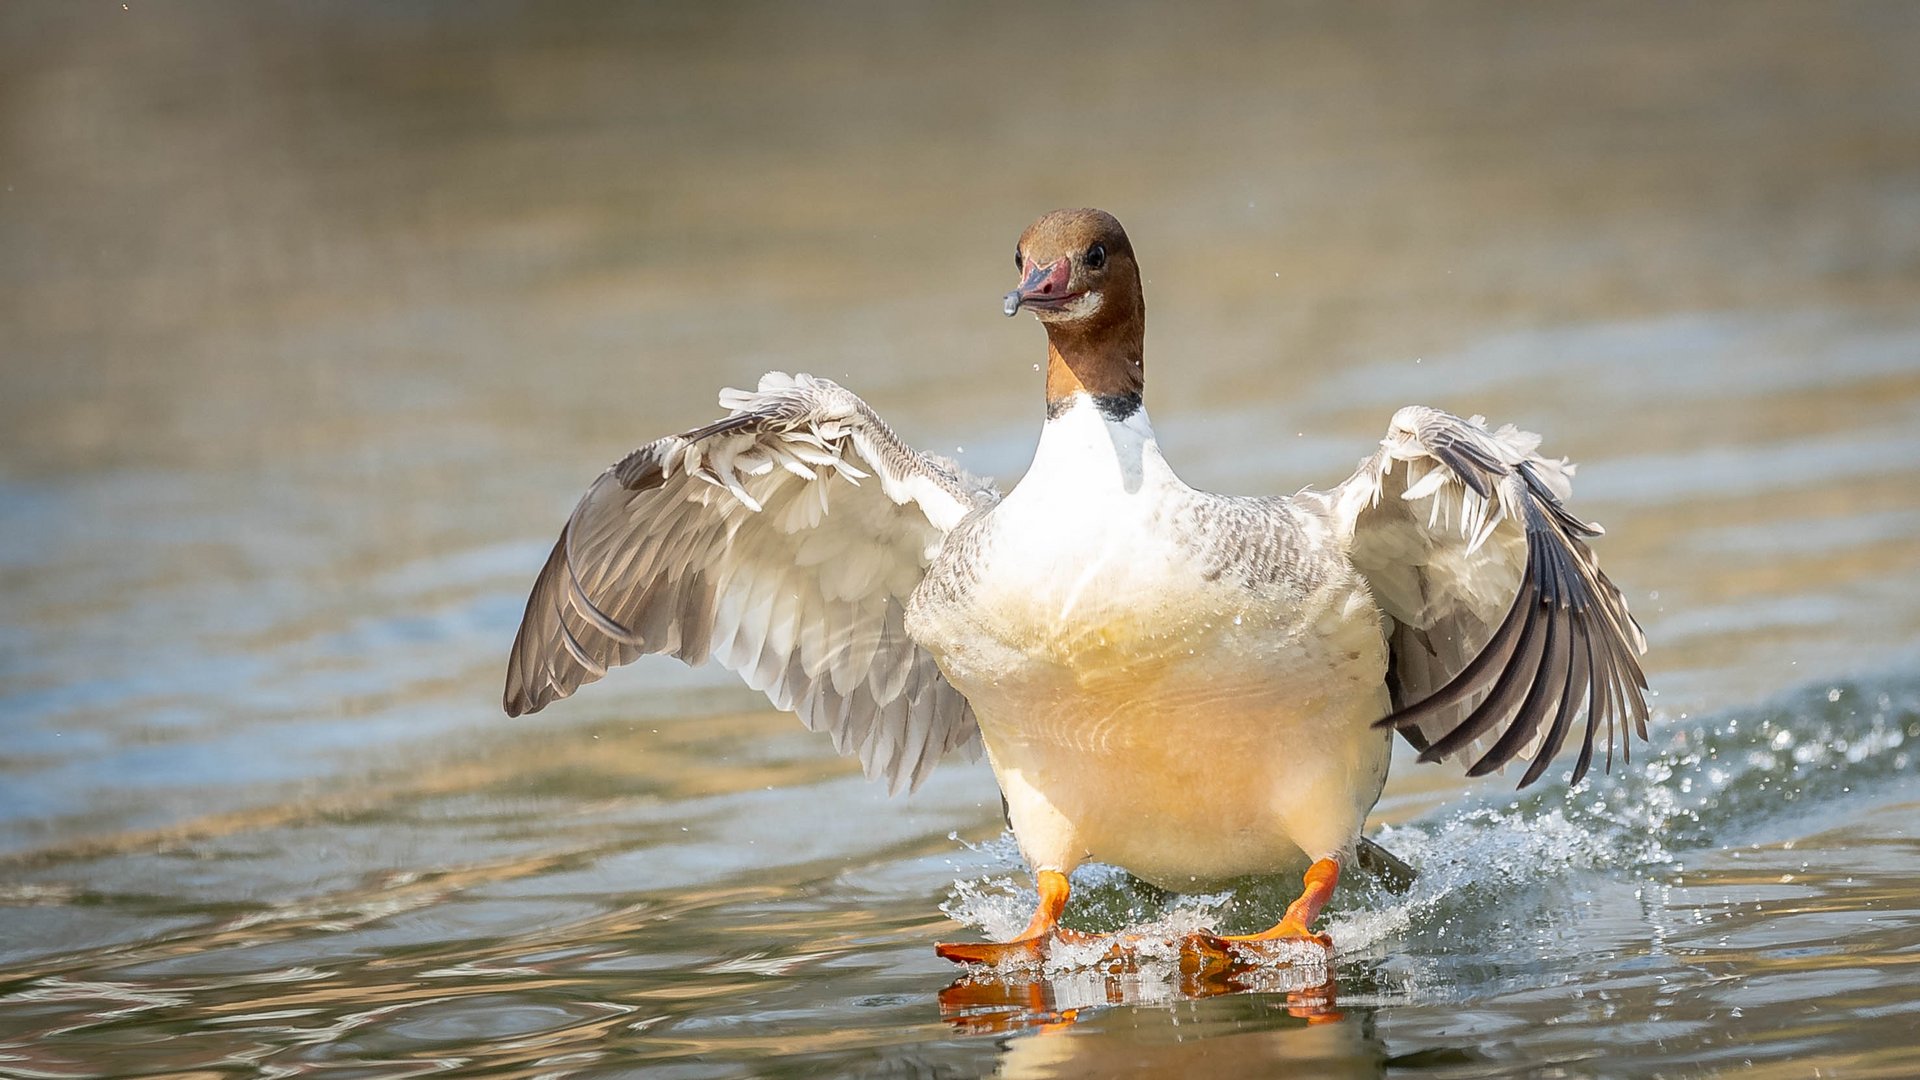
1042,290 -> 1145,415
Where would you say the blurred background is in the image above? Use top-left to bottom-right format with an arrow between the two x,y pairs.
2,3 -> 1918,1076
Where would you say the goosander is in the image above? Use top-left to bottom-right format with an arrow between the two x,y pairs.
504,208 -> 1649,966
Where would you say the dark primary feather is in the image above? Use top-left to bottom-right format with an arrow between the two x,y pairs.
1351,407 -> 1649,788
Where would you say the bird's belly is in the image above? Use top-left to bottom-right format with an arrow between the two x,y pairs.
925,576 -> 1394,887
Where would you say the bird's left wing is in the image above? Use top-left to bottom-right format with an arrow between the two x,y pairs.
504,372 -> 999,793
1325,406 -> 1649,788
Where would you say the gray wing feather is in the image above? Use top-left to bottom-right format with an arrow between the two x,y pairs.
1333,406 -> 1648,787
504,372 -> 999,794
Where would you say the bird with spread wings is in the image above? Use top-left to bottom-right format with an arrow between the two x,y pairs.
505,208 -> 1648,968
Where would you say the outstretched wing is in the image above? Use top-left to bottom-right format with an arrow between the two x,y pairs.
504,372 -> 1000,793
1328,406 -> 1648,788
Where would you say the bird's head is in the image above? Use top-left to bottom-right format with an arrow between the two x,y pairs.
1007,208 -> 1146,410
1005,208 -> 1140,328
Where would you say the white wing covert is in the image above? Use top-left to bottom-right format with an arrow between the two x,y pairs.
504,372 -> 999,793
1332,406 -> 1649,787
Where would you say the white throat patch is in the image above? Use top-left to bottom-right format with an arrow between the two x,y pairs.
1036,290 -> 1104,324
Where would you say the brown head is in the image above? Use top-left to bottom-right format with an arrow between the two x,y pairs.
1005,208 -> 1145,417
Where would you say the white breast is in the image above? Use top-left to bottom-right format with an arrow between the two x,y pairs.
911,398 -> 1394,887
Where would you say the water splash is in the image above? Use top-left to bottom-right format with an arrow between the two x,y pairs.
943,676 -> 1920,979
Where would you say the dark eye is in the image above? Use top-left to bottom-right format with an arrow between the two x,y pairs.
1014,247 -> 1024,271
1085,242 -> 1106,270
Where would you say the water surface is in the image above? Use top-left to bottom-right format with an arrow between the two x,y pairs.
3,4 -> 1919,1076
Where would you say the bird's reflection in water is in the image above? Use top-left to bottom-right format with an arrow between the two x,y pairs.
939,954 -> 1342,1035
940,958 -> 1388,1078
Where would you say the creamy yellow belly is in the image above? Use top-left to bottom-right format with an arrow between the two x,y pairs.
937,586 -> 1395,888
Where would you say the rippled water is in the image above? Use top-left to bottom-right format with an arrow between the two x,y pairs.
3,4 -> 1919,1077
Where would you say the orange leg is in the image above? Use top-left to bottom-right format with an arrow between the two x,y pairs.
1184,858 -> 1340,965
935,869 -> 1075,966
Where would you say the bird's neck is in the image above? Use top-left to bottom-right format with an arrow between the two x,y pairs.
1042,295 -> 1145,421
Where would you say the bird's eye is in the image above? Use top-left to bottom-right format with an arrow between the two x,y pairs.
1014,247 -> 1024,271
1085,242 -> 1107,270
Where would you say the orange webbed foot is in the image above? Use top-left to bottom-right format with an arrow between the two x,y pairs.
937,869 -> 1150,969
1180,921 -> 1334,969
937,868 -> 1074,968
934,934 -> 1052,967
934,927 -> 1119,968
1182,857 -> 1342,969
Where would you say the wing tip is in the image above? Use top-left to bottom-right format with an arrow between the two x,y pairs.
1355,836 -> 1418,893
502,667 -> 557,717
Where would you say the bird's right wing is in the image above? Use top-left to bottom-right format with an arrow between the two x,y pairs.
504,372 -> 1000,793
